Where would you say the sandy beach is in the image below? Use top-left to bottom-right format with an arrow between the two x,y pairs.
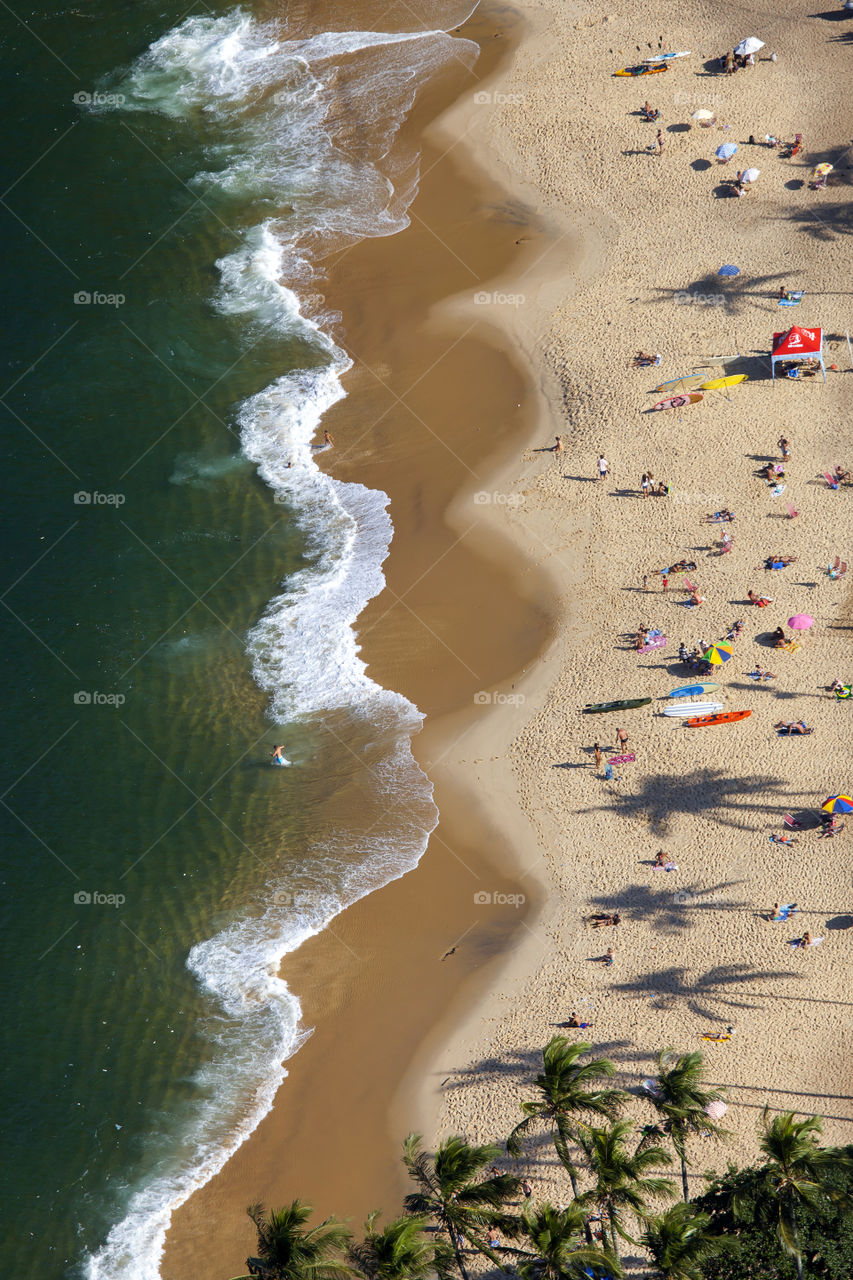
165,0 -> 852,1272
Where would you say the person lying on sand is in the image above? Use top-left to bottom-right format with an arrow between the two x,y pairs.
765,554 -> 797,569
747,590 -> 773,607
726,619 -> 744,640
748,666 -> 776,681
704,509 -> 735,523
589,912 -> 621,928
774,720 -> 813,735
769,832 -> 795,846
818,818 -> 845,839
641,101 -> 661,121
633,351 -> 662,367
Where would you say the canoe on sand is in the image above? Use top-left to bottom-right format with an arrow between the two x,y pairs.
685,710 -> 751,727
583,697 -> 652,713
667,683 -> 721,697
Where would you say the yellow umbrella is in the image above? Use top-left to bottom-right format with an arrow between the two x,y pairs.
813,163 -> 833,177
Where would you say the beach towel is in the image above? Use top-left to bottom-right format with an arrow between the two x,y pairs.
790,936 -> 823,948
771,484 -> 786,497
652,861 -> 678,871
772,904 -> 797,921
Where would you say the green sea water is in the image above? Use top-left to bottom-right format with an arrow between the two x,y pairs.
0,2 -> 472,1274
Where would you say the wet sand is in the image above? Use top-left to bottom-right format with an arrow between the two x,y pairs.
163,7 -> 564,1275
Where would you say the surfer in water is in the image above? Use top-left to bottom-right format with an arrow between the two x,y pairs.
270,745 -> 290,767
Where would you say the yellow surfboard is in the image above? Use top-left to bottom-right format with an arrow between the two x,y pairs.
697,374 -> 748,391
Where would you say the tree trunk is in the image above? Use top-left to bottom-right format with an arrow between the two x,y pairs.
448,1226 -> 470,1280
793,1211 -> 803,1280
610,1217 -> 620,1263
681,1154 -> 690,1202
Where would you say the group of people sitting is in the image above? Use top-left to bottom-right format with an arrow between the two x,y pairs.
641,101 -> 660,122
633,625 -> 664,650
722,49 -> 756,73
632,351 -> 662,367
677,642 -> 712,672
771,625 -> 794,649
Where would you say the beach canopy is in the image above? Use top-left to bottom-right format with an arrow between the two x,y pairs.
716,143 -> 737,160
718,264 -> 740,276
741,167 -> 760,183
788,614 -> 814,629
822,794 -> 853,814
692,108 -> 715,120
704,642 -> 733,664
734,37 -> 764,55
771,326 -> 825,382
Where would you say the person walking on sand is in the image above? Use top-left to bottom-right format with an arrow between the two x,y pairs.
778,436 -> 790,460
594,742 -> 603,769
655,129 -> 664,156
553,436 -> 563,453
616,727 -> 628,750
597,453 -> 608,480
323,430 -> 334,448
642,574 -> 648,592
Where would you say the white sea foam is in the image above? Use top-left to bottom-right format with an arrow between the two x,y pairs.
86,8 -> 476,1280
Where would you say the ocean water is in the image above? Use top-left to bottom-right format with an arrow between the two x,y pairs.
0,2 -> 477,1276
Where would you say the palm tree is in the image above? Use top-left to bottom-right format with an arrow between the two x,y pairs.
402,1133 -> 521,1280
756,1108 -> 853,1280
647,1049 -> 729,1201
348,1212 -> 436,1280
577,1120 -> 675,1263
507,1038 -> 628,1198
517,1201 -> 622,1280
238,1201 -> 352,1280
641,1202 -> 735,1280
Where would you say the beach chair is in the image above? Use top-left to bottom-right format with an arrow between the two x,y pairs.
786,503 -> 799,519
783,813 -> 803,829
840,562 -> 848,577
828,557 -> 840,576
823,472 -> 840,490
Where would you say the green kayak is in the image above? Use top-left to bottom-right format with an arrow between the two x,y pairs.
583,697 -> 652,714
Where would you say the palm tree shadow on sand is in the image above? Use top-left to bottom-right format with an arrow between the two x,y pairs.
610,962 -> 800,1021
576,765 -> 818,838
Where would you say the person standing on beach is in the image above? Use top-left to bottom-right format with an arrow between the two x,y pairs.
642,574 -> 648,592
553,436 -> 563,453
594,742 -> 603,770
323,430 -> 334,448
662,573 -> 669,593
597,454 -> 608,480
616,727 -> 628,750
656,129 -> 664,156
778,436 -> 791,460
641,473 -> 650,498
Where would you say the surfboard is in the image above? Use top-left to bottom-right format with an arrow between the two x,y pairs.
644,51 -> 691,61
614,64 -> 668,76
662,701 -> 723,717
583,697 -> 652,713
652,375 -> 704,394
638,635 -> 667,653
668,683 -> 720,697
697,374 -> 748,391
685,710 -> 751,727
652,393 -> 703,411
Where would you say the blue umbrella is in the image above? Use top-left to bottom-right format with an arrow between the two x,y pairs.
718,264 -> 740,277
716,142 -> 737,159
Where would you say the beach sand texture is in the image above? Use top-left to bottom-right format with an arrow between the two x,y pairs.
434,0 -> 853,1197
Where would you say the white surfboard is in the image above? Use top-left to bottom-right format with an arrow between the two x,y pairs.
662,701 -> 724,717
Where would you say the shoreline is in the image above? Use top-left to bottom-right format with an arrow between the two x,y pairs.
162,5 -> 567,1274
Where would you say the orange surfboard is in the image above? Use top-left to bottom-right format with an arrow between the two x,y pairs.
686,710 -> 751,728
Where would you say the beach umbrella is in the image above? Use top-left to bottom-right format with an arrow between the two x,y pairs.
734,37 -> 765,55
740,167 -> 761,183
822,794 -> 853,814
813,163 -> 833,177
704,641 -> 734,664
691,109 -> 716,126
718,264 -> 740,277
704,1100 -> 728,1120
716,143 -> 737,160
788,614 -> 814,630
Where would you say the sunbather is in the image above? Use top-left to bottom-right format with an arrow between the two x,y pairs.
774,720 -> 812,735
769,832 -> 795,846
748,666 -> 776,681
747,590 -> 773,607
590,912 -> 621,928
765,554 -> 796,569
772,627 -> 790,647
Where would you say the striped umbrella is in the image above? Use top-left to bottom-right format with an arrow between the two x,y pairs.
716,143 -> 738,161
704,642 -> 734,664
822,795 -> 853,814
704,1100 -> 728,1119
